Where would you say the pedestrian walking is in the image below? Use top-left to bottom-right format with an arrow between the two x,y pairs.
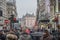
40,30 -> 52,40
0,30 -> 6,40
6,30 -> 18,40
13,29 -> 20,39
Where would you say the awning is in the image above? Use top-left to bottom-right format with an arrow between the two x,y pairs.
39,20 -> 50,22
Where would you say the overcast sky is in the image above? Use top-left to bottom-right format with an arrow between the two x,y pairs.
16,0 -> 37,18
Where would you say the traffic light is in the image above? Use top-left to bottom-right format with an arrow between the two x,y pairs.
9,15 -> 18,23
13,18 -> 19,23
13,18 -> 16,21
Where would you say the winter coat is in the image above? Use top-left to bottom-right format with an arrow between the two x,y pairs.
6,33 -> 18,40
15,32 -> 20,39
0,34 -> 6,40
40,35 -> 52,40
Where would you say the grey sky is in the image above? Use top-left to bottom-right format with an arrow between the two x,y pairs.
16,0 -> 37,18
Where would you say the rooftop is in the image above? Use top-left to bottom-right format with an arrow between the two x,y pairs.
23,13 -> 36,18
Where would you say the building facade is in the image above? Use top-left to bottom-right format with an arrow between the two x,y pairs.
0,0 -> 7,30
21,13 -> 36,29
6,0 -> 17,29
50,0 -> 60,29
37,0 -> 60,30
6,0 -> 17,18
36,0 -> 50,29
0,0 -> 17,30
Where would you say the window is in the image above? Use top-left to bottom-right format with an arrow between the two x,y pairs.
58,0 -> 60,2
12,11 -> 15,15
58,3 -> 60,12
0,10 -> 2,16
0,2 -> 2,6
7,0 -> 15,3
58,1 -> 60,12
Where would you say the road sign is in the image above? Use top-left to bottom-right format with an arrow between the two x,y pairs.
4,20 -> 10,24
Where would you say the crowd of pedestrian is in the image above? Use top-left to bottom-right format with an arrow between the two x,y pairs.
20,27 -> 60,40
0,27 -> 60,40
0,29 -> 19,40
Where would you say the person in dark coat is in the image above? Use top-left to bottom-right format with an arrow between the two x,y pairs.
0,30 -> 6,40
20,32 -> 32,40
40,30 -> 52,40
13,29 -> 20,39
57,29 -> 60,40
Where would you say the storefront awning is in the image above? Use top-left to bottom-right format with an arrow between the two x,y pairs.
39,20 -> 50,22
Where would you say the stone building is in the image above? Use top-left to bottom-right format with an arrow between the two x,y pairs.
37,0 -> 60,30
0,0 -> 7,30
50,0 -> 60,30
36,0 -> 50,29
6,0 -> 17,18
0,0 -> 17,30
20,13 -> 36,29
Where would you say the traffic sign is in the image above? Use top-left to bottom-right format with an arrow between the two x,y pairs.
4,20 -> 10,24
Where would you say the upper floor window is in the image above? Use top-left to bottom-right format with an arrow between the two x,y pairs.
7,0 -> 15,3
58,0 -> 60,2
58,0 -> 60,12
0,10 -> 3,16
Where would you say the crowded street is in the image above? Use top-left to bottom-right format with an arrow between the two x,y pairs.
0,0 -> 60,40
0,28 -> 60,40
